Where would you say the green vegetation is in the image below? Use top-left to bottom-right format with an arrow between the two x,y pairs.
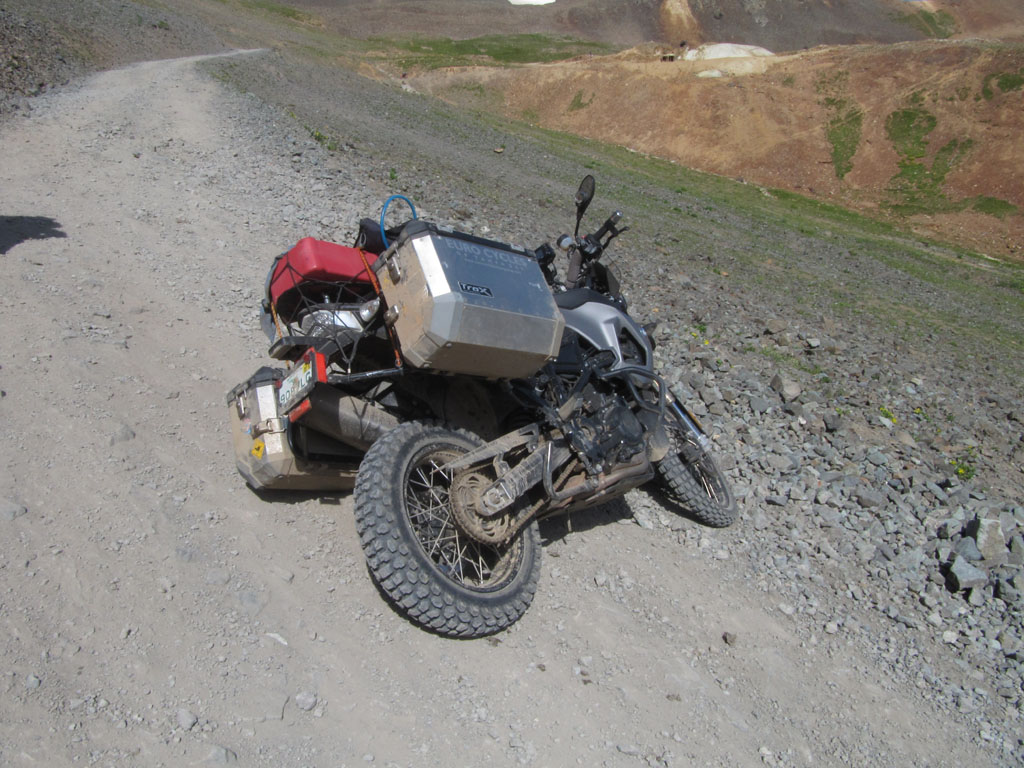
238,0 -> 309,22
883,92 -> 1017,218
757,346 -> 825,376
826,109 -> 862,180
999,276 -> 1024,295
897,9 -> 957,39
567,90 -> 595,112
951,448 -> 977,481
969,196 -> 1018,218
307,127 -> 339,152
816,72 -> 862,180
982,68 -> 1024,100
370,34 -> 615,71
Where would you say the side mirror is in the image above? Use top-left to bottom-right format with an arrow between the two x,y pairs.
574,175 -> 595,235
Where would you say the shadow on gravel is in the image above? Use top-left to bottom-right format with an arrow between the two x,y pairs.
249,486 -> 350,506
0,215 -> 67,254
539,496 -> 633,545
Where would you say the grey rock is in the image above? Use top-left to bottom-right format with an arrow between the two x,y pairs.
816,506 -> 841,527
206,745 -> 238,764
632,505 -> 656,530
769,372 -> 801,403
948,556 -> 988,591
1008,534 -> 1024,567
205,569 -> 231,585
998,630 -> 1021,657
954,537 -> 983,562
238,590 -> 266,615
699,386 -> 722,404
995,578 -> 1022,606
766,453 -> 795,472
866,450 -> 888,467
110,424 -> 136,445
177,708 -> 198,731
748,394 -> 772,415
295,691 -> 318,711
969,517 -> 1007,562
855,488 -> 885,509
782,401 -> 804,417
1,499 -> 28,521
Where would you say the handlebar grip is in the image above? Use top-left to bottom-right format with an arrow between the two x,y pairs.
565,250 -> 584,288
594,210 -> 622,242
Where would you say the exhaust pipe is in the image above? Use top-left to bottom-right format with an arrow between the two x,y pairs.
301,385 -> 399,451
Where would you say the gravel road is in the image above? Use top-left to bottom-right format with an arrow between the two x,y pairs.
1,48 -> 1021,767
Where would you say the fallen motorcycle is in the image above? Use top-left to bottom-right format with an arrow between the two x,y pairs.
227,176 -> 737,637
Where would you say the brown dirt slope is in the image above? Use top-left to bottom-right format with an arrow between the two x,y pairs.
413,39 -> 1024,258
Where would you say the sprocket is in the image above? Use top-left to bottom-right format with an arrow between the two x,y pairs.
450,469 -> 515,545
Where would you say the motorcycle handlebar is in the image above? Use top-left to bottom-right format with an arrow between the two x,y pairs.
594,210 -> 623,243
565,210 -> 625,288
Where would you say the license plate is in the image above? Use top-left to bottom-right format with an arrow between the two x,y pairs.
278,349 -> 326,414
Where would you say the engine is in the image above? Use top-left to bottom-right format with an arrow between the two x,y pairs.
566,386 -> 647,472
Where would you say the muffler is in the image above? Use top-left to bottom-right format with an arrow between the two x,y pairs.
300,384 -> 399,452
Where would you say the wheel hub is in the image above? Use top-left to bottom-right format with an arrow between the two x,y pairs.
450,469 -> 514,545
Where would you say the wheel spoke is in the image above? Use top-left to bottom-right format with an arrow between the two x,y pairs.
403,447 -> 517,591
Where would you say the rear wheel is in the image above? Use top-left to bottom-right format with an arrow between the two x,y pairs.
354,422 -> 541,637
655,407 -> 737,528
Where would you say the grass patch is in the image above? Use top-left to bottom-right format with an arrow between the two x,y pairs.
306,126 -> 339,151
368,34 -> 615,72
998,275 -> 1024,295
758,345 -> 825,376
880,93 -> 1018,218
897,9 -> 957,39
567,90 -> 595,112
826,109 -> 862,180
816,71 -> 862,180
982,68 -> 1024,100
238,0 -> 308,22
968,196 -> 1018,218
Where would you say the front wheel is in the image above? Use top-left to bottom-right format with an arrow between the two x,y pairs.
354,422 -> 541,637
655,406 -> 737,528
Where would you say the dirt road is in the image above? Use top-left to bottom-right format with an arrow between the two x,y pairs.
0,53 -> 1007,767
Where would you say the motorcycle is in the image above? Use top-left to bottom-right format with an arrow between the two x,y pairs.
227,175 -> 737,637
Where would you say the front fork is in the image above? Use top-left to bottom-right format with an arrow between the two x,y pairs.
665,394 -> 712,460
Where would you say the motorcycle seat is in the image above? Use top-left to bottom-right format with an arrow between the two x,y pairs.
554,287 -> 622,311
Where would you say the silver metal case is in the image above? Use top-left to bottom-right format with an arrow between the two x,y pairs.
376,223 -> 565,379
227,372 -> 356,491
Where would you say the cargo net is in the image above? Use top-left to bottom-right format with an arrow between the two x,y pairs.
270,258 -> 380,369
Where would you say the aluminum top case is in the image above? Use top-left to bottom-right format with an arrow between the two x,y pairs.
375,221 -> 565,379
